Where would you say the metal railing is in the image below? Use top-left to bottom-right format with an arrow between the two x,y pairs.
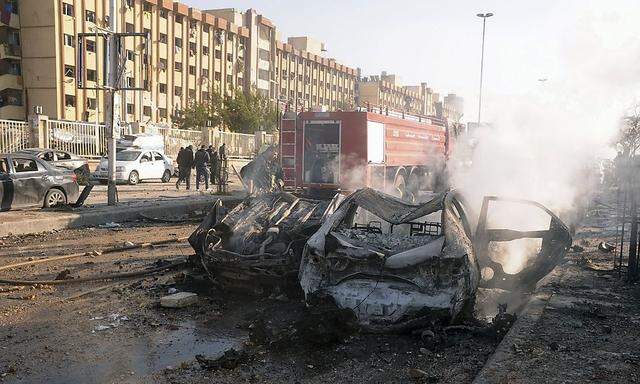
0,119 -> 29,153
152,126 -> 205,159
47,119 -> 107,158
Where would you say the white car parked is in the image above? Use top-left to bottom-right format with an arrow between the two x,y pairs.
94,150 -> 174,185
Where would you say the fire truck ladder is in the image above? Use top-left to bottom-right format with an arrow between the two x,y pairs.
280,114 -> 297,191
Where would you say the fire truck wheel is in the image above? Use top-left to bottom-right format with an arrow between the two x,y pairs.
394,173 -> 407,200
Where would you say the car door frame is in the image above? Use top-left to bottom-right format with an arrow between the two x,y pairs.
0,156 -> 15,211
151,151 -> 166,179
9,155 -> 50,207
474,196 -> 572,290
137,151 -> 154,180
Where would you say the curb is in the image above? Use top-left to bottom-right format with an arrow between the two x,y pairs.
0,196 -> 242,237
472,265 -> 567,384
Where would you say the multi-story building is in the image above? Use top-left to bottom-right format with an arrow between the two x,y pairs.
0,1 -> 23,120
274,36 -> 357,112
18,0 -> 250,125
357,71 -> 464,120
2,1 -> 357,124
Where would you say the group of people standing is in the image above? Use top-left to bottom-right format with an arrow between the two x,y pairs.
175,143 -> 227,191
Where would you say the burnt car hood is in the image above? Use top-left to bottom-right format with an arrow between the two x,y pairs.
189,192 -> 343,296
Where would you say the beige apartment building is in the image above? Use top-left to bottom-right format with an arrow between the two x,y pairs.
0,0 -> 357,124
357,71 -> 463,120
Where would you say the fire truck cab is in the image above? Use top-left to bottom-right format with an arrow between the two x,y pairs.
280,110 -> 449,200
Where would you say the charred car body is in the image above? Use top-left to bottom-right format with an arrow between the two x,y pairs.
189,192 -> 342,295
191,187 -> 571,331
299,188 -> 571,330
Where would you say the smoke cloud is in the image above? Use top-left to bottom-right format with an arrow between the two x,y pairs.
449,8 -> 640,216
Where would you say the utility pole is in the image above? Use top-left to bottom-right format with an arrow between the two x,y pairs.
105,0 -> 120,205
476,12 -> 493,129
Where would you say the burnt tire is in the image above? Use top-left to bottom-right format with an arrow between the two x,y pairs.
128,170 -> 139,185
44,188 -> 67,208
161,169 -> 171,183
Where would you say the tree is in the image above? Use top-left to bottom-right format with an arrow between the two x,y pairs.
220,88 -> 279,133
618,107 -> 640,158
172,91 -> 223,130
172,88 -> 279,134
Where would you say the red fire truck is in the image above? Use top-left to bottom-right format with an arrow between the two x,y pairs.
279,110 -> 449,200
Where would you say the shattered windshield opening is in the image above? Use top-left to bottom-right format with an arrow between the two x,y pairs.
332,205 -> 443,256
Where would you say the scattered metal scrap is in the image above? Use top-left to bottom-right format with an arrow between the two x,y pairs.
189,192 -> 343,296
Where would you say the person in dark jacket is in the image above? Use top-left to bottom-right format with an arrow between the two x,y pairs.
194,145 -> 210,190
176,145 -> 194,190
208,147 -> 219,184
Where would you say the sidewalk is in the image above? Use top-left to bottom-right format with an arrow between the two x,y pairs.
0,192 -> 245,237
474,202 -> 640,383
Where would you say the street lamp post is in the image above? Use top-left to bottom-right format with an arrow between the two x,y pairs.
476,12 -> 493,129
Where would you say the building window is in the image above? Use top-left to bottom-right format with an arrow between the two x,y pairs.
64,65 -> 75,78
87,98 -> 97,110
126,50 -> 135,61
87,69 -> 97,82
189,65 -> 196,75
174,37 -> 182,48
214,72 -> 221,81
126,77 -> 135,88
201,68 -> 209,77
126,23 -> 134,33
174,86 -> 182,96
143,3 -> 152,12
175,15 -> 183,24
160,10 -> 167,19
202,91 -> 209,100
143,106 -> 151,116
62,3 -> 74,17
158,58 -> 167,70
214,50 -> 221,59
203,25 -> 210,33
190,20 -> 197,29
227,33 -> 233,41
258,69 -> 269,81
65,94 -> 76,107
175,62 -> 182,72
159,108 -> 167,118
238,77 -> 244,87
126,103 -> 134,115
226,74 -> 232,83
85,10 -> 96,23
202,46 -> 209,55
188,89 -> 196,98
159,33 -> 167,44
226,53 -> 233,62
86,39 -> 96,53
189,42 -> 196,53
159,83 -> 167,94
63,34 -> 75,47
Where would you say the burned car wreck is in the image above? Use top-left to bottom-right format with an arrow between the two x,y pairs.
189,192 -> 342,295
299,188 -> 480,331
298,188 -> 572,331
190,187 -> 571,332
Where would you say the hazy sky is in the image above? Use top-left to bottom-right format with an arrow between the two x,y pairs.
184,0 -> 640,121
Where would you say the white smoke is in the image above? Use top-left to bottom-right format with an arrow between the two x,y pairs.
450,7 -> 640,215
448,7 -> 640,273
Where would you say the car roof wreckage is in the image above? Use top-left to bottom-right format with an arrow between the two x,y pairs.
190,187 -> 571,332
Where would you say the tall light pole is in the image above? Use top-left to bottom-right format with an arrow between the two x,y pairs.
476,12 -> 493,129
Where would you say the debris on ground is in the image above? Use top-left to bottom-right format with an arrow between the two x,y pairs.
54,269 -> 73,280
195,348 -> 252,371
597,241 -> 615,252
160,292 -> 198,308
570,244 -> 585,253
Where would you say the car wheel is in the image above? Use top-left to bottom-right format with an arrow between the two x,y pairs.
393,173 -> 407,200
161,169 -> 171,183
44,189 -> 67,208
128,171 -> 139,185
